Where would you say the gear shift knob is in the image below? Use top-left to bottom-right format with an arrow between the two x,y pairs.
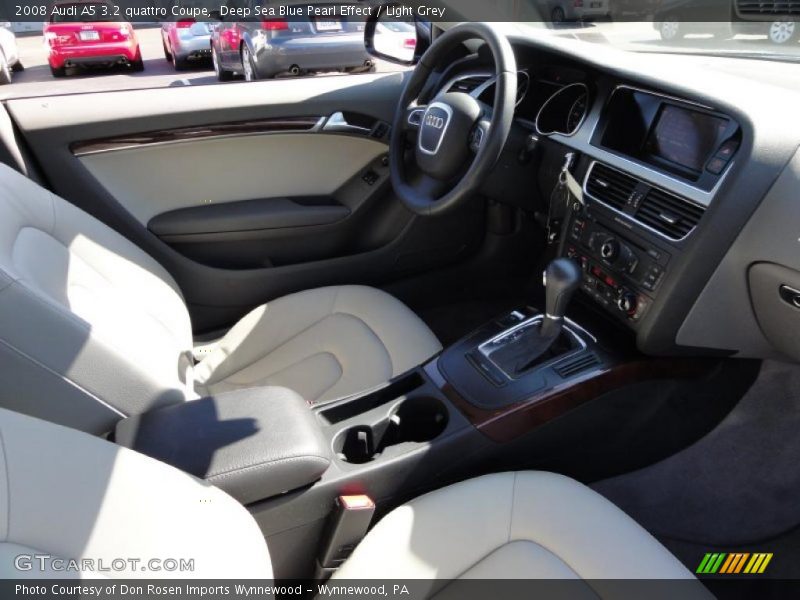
540,258 -> 582,338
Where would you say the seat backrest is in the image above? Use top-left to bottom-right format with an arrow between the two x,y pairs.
0,406 -> 272,579
0,164 -> 197,434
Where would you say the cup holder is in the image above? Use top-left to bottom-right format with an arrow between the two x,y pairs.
335,396 -> 449,464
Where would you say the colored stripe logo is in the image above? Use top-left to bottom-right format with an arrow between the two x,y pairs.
696,553 -> 773,574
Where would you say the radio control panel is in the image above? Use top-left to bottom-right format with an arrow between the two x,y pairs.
563,211 -> 671,325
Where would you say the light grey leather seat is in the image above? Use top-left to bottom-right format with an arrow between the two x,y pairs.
0,407 -> 703,587
333,471 -> 700,582
0,164 -> 441,434
0,407 -> 272,579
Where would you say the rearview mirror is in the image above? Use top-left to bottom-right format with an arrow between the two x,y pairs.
365,4 -> 423,66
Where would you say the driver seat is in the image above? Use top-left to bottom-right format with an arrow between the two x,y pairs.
0,164 -> 442,434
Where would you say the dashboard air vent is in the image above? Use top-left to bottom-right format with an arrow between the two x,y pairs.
585,163 -> 638,211
736,0 -> 800,16
636,187 -> 705,240
448,76 -> 488,94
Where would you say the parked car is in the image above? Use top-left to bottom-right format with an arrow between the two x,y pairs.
210,1 -> 374,81
609,0 -> 660,20
652,0 -> 732,41
654,0 -> 798,44
0,21 -> 23,85
44,0 -> 143,77
161,1 -> 213,70
732,0 -> 798,45
539,0 -> 611,22
751,20 -> 798,45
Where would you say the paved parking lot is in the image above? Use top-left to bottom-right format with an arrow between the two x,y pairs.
3,22 -> 797,100
0,25 -> 401,100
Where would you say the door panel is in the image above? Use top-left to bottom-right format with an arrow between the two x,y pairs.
7,73 -> 486,333
78,133 -> 386,225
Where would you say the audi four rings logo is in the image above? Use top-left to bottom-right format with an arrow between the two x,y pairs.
424,114 -> 445,129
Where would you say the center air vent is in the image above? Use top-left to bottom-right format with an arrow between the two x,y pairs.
585,163 -> 638,211
584,162 -> 706,241
448,76 -> 489,94
554,353 -> 599,379
636,187 -> 705,240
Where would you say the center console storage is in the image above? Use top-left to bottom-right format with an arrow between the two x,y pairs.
111,254 -> 654,580
114,387 -> 331,504
332,396 -> 448,464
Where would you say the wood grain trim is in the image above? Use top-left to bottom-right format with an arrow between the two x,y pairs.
71,117 -> 324,156
426,357 -> 719,444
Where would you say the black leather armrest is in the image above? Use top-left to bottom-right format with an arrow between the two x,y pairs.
114,387 -> 330,504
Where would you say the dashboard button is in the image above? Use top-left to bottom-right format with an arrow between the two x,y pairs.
600,238 -> 620,261
617,292 -> 638,316
716,139 -> 739,159
706,156 -> 727,175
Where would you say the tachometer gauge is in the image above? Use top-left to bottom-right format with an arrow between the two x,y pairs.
535,82 -> 590,137
567,91 -> 588,134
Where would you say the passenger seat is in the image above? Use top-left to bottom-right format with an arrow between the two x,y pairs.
0,407 -> 706,590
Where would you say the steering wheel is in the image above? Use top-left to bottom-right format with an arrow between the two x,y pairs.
389,23 -> 517,216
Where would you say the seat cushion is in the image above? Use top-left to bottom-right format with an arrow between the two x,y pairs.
194,285 -> 442,403
0,407 -> 271,579
334,472 -> 704,587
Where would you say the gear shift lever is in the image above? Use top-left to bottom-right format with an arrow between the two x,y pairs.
487,258 -> 583,377
494,258 -> 583,376
540,258 -> 583,338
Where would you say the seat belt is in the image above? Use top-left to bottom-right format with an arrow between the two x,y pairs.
315,494 -> 376,579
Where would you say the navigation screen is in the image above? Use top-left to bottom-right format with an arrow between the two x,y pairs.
645,105 -> 727,172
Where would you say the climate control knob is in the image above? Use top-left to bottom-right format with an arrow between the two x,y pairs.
600,238 -> 620,262
617,292 -> 638,316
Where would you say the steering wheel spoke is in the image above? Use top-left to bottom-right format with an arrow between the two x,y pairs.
469,118 -> 491,154
389,23 -> 516,216
417,173 -> 449,200
404,104 -> 427,131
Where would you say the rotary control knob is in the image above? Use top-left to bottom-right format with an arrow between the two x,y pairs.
600,237 -> 620,262
617,291 -> 638,316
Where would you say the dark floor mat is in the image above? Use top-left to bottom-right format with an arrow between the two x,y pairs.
592,360 -> 800,547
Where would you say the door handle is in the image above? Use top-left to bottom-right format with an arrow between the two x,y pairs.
322,112 -> 372,135
779,284 -> 800,309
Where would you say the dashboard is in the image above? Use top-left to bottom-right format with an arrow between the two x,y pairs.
431,31 -> 800,361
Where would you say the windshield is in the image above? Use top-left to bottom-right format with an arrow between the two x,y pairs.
519,20 -> 800,62
3,0 -> 796,103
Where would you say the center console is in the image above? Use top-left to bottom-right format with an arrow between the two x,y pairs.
563,195 -> 671,327
551,82 -> 743,331
439,258 -> 615,408
112,256 -> 716,579
556,87 -> 741,330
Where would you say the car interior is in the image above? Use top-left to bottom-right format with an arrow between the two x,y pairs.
1,12 -> 800,593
